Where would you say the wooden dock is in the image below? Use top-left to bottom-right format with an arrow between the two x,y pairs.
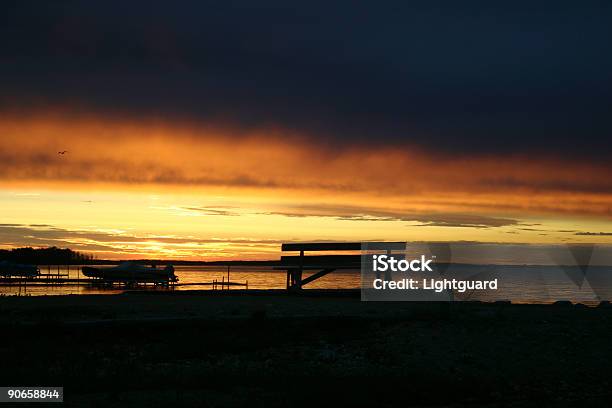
0,277 -> 248,292
1,263 -> 248,293
0,278 -> 247,287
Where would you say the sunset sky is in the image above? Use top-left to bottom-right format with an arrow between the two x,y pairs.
1,1 -> 611,260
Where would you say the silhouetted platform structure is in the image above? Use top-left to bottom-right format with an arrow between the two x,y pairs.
277,242 -> 406,290
0,278 -> 246,288
0,264 -> 248,293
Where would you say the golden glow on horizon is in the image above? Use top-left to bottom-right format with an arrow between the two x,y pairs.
1,186 -> 611,260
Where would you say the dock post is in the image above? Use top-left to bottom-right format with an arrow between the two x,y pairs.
297,250 -> 304,289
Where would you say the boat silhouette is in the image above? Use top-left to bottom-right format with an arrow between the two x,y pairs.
82,262 -> 178,284
0,261 -> 40,278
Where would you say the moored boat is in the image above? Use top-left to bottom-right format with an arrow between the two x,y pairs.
0,261 -> 40,278
82,262 -> 178,284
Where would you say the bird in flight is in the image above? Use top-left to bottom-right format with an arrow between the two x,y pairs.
58,150 -> 68,155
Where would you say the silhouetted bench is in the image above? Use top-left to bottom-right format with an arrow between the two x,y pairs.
278,242 -> 406,290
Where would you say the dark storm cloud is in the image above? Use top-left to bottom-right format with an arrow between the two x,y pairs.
1,0 -> 611,158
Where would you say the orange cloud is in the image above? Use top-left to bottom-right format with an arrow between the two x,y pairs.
1,112 -> 611,221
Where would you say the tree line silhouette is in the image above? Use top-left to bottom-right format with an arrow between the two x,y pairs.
0,247 -> 94,265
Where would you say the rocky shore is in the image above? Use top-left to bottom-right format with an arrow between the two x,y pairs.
1,291 -> 611,407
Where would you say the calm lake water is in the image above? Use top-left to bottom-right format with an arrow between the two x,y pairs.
1,264 -> 611,304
